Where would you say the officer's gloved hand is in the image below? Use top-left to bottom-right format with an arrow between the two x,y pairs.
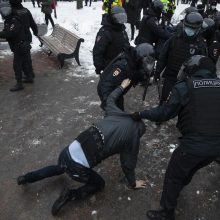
130,112 -> 142,121
154,72 -> 160,83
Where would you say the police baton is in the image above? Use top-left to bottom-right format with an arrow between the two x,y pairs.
142,75 -> 151,101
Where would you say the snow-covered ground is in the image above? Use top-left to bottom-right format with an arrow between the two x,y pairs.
1,2 -> 220,77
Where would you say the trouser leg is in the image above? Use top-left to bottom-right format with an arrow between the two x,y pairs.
13,50 -> 23,83
131,24 -> 135,41
22,49 -> 34,79
160,147 -> 213,210
48,14 -> 55,27
45,14 -> 49,26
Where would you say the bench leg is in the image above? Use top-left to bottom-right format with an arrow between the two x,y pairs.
57,54 -> 65,69
73,39 -> 84,66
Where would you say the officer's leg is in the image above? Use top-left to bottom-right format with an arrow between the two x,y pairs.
11,49 -> 24,91
17,148 -> 67,185
160,147 -> 213,210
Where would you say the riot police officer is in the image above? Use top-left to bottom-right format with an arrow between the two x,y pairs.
0,1 -> 38,91
131,55 -> 220,220
205,0 -> 219,19
154,12 -> 207,105
93,6 -> 129,75
97,43 -> 156,110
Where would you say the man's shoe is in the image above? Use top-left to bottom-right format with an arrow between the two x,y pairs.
51,188 -> 76,216
22,78 -> 34,83
10,83 -> 24,92
17,176 -> 26,185
146,209 -> 175,220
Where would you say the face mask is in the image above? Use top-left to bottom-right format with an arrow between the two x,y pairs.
0,6 -> 12,19
184,26 -> 198,37
211,6 -> 216,10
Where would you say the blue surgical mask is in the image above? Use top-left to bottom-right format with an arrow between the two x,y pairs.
184,27 -> 197,37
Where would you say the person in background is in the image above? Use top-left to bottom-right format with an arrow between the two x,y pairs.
40,0 -> 54,28
85,0 -> 92,6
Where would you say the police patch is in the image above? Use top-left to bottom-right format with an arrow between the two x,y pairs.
113,68 -> 121,77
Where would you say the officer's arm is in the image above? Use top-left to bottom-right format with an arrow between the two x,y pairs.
93,29 -> 112,73
120,134 -> 140,188
148,17 -> 171,40
139,83 -> 188,122
155,38 -> 171,74
29,11 -> 38,36
0,19 -> 21,39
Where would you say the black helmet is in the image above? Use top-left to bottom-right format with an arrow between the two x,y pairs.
135,43 -> 156,74
184,12 -> 203,29
196,4 -> 205,15
177,55 -> 216,81
184,6 -> 198,15
210,0 -> 217,6
110,6 -> 127,24
0,2 -> 12,19
151,0 -> 164,15
202,17 -> 215,30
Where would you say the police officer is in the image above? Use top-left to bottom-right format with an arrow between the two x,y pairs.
197,3 -> 206,17
135,0 -> 171,46
97,43 -> 156,110
154,12 -> 207,105
0,1 -> 38,92
17,79 -> 146,216
131,55 -> 220,220
102,0 -> 122,13
93,6 -> 129,75
205,0 -> 219,19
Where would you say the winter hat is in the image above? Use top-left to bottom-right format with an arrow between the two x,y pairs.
9,0 -> 22,8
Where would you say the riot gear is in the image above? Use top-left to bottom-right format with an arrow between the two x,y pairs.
110,6 -> 127,24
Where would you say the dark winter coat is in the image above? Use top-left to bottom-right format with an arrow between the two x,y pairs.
97,46 -> 144,109
41,0 -> 52,14
135,8 -> 171,45
123,0 -> 142,25
155,31 -> 207,80
139,71 -> 220,157
93,14 -> 129,74
87,86 -> 146,187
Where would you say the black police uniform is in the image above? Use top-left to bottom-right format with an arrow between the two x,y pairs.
155,31 -> 207,104
139,70 -> 220,211
97,46 -> 143,110
135,8 -> 171,46
93,14 -> 129,75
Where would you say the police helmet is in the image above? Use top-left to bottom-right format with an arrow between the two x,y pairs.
184,12 -> 203,29
185,6 -> 198,15
196,4 -> 205,15
110,6 -> 127,24
151,0 -> 164,15
135,43 -> 156,73
0,2 -> 12,19
177,55 -> 216,81
202,17 -> 215,30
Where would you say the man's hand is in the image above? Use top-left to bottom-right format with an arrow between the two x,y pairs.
135,180 -> 146,189
130,112 -> 141,121
121,78 -> 131,89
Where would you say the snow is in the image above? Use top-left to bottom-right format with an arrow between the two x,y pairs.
1,2 -> 220,76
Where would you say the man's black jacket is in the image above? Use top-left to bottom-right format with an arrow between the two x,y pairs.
138,70 -> 220,157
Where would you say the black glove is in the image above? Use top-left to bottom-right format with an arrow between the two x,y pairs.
130,112 -> 141,121
154,72 -> 160,82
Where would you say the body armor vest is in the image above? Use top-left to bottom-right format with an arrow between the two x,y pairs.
177,78 -> 220,136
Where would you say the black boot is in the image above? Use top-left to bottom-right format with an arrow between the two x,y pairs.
10,82 -> 24,92
17,176 -> 26,185
51,188 -> 77,216
146,209 -> 175,220
22,78 -> 34,83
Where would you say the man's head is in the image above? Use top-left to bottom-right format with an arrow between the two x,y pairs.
177,55 -> 216,81
134,43 -> 156,75
183,12 -> 203,38
110,6 -> 127,24
210,1 -> 217,10
0,2 -> 12,19
196,4 -> 205,15
151,0 -> 164,17
9,0 -> 22,8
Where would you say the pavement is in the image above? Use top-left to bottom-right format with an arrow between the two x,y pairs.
0,48 -> 220,220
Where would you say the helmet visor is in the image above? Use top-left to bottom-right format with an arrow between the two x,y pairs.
112,12 -> 127,24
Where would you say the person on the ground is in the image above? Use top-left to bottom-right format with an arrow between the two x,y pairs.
0,1 -> 38,91
17,79 -> 146,216
93,6 -> 129,75
97,43 -> 156,110
135,0 -> 171,52
131,55 -> 220,220
122,0 -> 142,41
40,0 -> 54,28
154,12 -> 207,106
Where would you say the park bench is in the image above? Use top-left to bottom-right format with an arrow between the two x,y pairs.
39,24 -> 84,68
